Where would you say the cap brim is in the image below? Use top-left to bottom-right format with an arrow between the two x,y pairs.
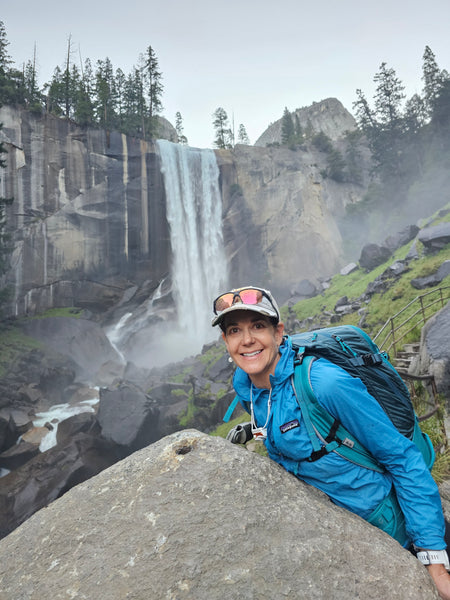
211,303 -> 278,327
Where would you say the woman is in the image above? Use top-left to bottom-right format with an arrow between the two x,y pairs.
212,285 -> 450,599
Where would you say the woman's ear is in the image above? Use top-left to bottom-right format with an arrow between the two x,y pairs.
275,322 -> 285,344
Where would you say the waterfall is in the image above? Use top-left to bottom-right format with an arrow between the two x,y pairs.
157,140 -> 228,353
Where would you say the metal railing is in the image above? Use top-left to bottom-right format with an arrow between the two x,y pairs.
373,286 -> 450,422
373,286 -> 450,356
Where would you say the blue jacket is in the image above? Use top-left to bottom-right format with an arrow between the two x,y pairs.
233,336 -> 445,550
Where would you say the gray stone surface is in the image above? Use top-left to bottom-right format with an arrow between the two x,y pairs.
411,260 -> 450,289
359,243 -> 392,271
419,222 -> 450,250
413,301 -> 450,402
97,382 -> 160,451
22,316 -> 125,386
0,105 -> 170,317
0,430 -> 438,599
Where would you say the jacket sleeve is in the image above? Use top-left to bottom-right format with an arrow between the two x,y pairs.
310,358 -> 446,550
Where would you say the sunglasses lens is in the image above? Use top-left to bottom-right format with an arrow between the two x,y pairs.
214,288 -> 265,314
239,289 -> 263,305
214,293 -> 235,313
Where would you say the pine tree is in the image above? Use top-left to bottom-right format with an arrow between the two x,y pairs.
294,114 -> 304,144
23,45 -> 42,113
175,111 -> 188,144
373,62 -> 405,127
421,46 -> 449,118
0,21 -> 12,75
95,57 -> 117,130
237,123 -> 250,145
212,107 -> 233,149
73,58 -> 95,126
281,107 -> 295,146
140,46 -> 163,139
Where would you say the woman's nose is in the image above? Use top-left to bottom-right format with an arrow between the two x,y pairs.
242,328 -> 254,344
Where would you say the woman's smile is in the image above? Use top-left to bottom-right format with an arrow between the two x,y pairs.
221,310 -> 284,388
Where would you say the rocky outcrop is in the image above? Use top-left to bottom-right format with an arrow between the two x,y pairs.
0,430 -> 438,600
412,302 -> 450,401
21,315 -> 125,385
254,98 -> 357,146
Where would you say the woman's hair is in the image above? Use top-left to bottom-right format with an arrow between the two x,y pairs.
220,315 -> 279,333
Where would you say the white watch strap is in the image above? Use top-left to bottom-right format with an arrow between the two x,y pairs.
417,550 -> 450,570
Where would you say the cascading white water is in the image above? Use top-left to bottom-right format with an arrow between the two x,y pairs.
157,140 -> 228,352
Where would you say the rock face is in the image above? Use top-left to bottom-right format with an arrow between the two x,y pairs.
216,142 -> 366,299
0,430 -> 438,600
0,105 -> 171,316
413,302 -> 450,400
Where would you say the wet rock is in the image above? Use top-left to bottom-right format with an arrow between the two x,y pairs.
359,243 -> 392,271
290,279 -> 318,299
335,296 -> 349,309
56,412 -> 100,446
411,260 -> 450,289
21,317 -> 124,387
0,432 -> 121,540
384,225 -> 419,251
97,382 -> 160,452
418,222 -> 450,250
0,441 -> 40,471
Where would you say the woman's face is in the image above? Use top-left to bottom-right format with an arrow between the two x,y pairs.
221,310 -> 284,388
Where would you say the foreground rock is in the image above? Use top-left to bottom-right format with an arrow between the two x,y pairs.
0,430 -> 438,599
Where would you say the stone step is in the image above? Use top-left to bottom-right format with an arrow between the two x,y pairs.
402,343 -> 420,353
393,358 -> 412,369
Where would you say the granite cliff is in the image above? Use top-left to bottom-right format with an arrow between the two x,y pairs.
0,99 -> 368,317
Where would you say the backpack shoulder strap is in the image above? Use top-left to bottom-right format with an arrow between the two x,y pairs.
223,395 -> 251,423
293,356 -> 385,473
223,396 -> 240,423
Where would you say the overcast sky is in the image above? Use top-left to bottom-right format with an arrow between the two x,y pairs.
2,0 -> 450,148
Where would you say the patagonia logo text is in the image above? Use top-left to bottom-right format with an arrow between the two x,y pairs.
280,419 -> 300,434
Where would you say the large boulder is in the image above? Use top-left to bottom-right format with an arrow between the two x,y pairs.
384,224 -> 420,251
359,243 -> 392,271
97,382 -> 160,452
412,301 -> 450,402
418,222 -> 450,250
0,430 -> 439,599
21,316 -> 124,386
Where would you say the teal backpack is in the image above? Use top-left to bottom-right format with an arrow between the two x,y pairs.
289,325 -> 435,473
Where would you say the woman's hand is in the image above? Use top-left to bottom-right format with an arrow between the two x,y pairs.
427,564 -> 450,599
